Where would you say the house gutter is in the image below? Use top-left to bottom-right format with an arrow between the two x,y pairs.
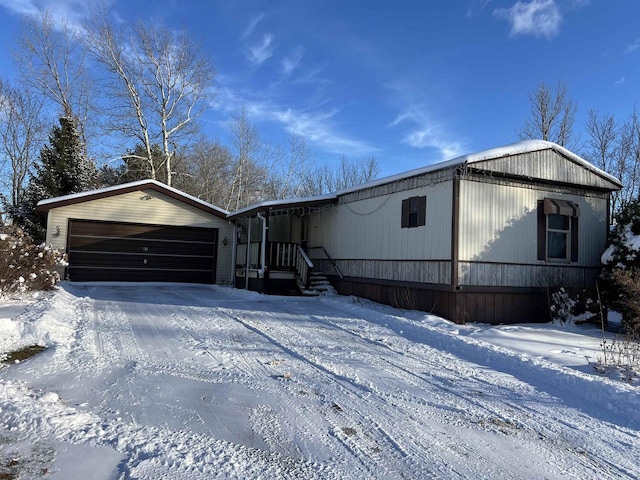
245,217 -> 251,290
230,221 -> 237,286
257,211 -> 268,275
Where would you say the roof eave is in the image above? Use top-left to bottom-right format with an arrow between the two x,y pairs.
35,180 -> 229,219
227,196 -> 338,220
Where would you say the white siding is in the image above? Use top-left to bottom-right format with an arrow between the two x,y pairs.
45,189 -> 234,284
457,178 -> 608,287
307,181 -> 453,284
310,181 -> 452,260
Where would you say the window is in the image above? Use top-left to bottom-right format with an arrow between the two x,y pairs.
537,198 -> 579,262
401,196 -> 426,228
547,214 -> 570,260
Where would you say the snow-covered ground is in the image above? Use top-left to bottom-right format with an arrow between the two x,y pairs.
1,283 -> 639,479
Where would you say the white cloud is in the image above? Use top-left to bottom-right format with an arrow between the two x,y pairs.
211,83 -> 377,157
614,76 -> 625,85
248,34 -> 275,66
282,47 -> 304,76
0,0 -> 107,32
494,0 -> 562,39
624,39 -> 640,55
0,0 -> 38,16
241,12 -> 264,40
271,108 -> 378,156
389,106 -> 465,160
466,0 -> 492,18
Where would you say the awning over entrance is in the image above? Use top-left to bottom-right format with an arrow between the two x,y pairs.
543,198 -> 580,217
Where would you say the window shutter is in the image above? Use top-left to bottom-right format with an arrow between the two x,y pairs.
401,198 -> 409,228
571,216 -> 579,262
417,196 -> 427,227
537,200 -> 546,261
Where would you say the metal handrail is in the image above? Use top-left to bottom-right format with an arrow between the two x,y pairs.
296,245 -> 314,290
308,246 -> 343,279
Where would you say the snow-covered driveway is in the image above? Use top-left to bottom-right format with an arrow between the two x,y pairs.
1,284 -> 639,479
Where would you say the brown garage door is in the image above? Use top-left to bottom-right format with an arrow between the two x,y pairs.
67,220 -> 217,283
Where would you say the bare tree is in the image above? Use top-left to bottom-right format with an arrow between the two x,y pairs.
176,140 -> 234,206
226,108 -> 267,210
301,156 -> 379,196
83,15 -> 215,186
83,17 -> 156,179
520,81 -> 577,148
15,12 -> 93,140
260,132 -> 314,200
584,110 -> 618,172
0,79 -> 48,211
584,109 -> 640,220
584,110 -> 620,218
616,110 -> 640,211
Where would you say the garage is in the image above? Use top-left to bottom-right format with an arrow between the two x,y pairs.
36,179 -> 234,285
67,219 -> 218,283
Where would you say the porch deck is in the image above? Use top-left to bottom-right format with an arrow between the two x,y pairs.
235,241 -> 313,294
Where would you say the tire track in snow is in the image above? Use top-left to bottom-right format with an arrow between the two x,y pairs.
286,301 -> 636,479
161,305 -> 332,464
33,284 -> 637,479
215,306 -> 478,479
174,289 -> 565,478
225,299 -> 634,480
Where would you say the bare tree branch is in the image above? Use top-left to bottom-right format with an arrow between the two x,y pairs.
15,11 -> 93,141
0,78 -> 48,209
83,15 -> 215,186
520,81 -> 577,148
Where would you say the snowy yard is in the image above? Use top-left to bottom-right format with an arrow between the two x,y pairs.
1,284 -> 639,479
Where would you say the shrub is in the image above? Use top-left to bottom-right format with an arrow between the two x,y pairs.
601,198 -> 640,337
549,286 -> 599,325
0,224 -> 67,296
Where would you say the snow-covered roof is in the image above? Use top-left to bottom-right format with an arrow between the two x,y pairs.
227,193 -> 337,219
460,139 -> 622,186
36,179 -> 229,218
228,140 -> 622,218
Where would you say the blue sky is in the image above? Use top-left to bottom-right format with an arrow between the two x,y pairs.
0,0 -> 638,176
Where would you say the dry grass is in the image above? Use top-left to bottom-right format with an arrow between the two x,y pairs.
1,345 -> 47,364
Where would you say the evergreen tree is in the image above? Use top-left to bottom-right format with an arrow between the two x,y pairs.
600,198 -> 640,337
122,144 -> 166,184
10,116 -> 96,241
97,144 -> 167,188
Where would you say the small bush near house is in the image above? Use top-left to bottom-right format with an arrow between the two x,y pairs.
548,287 -> 599,325
0,224 -> 66,296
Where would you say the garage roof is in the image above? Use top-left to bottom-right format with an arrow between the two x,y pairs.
36,179 -> 229,219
